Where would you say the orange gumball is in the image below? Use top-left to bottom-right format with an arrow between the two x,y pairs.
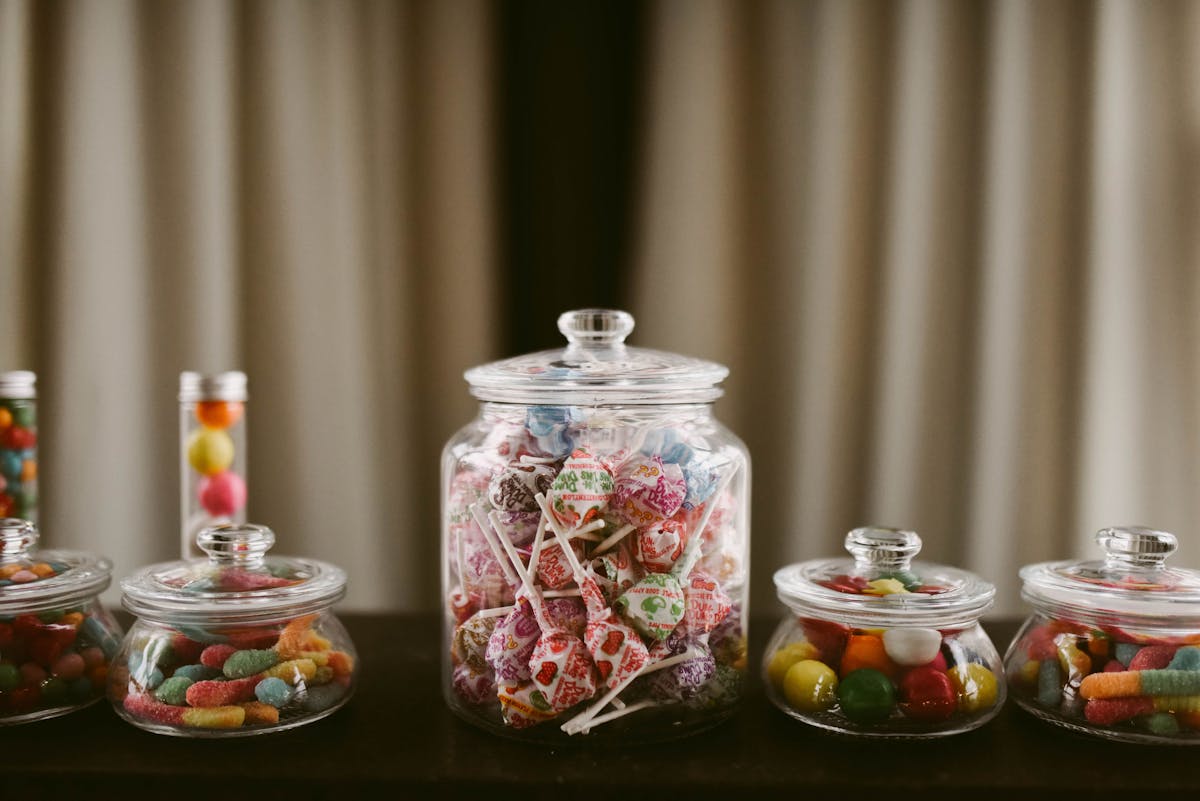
20,459 -> 36,482
196,401 -> 244,430
840,633 -> 899,678
0,408 -> 11,430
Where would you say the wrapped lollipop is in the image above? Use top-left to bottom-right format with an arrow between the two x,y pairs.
485,508 -> 599,714
683,570 -> 732,634
612,454 -> 686,527
645,629 -> 717,702
535,493 -> 649,691
489,457 -> 558,514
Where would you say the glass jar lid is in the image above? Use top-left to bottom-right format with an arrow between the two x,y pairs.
1020,526 -> 1200,627
0,518 -> 112,613
463,309 -> 729,405
121,523 -> 346,624
773,527 -> 996,627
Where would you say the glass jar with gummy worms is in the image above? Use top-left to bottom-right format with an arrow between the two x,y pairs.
0,518 -> 123,724
764,527 -> 1005,737
110,523 -> 357,737
442,309 -> 750,742
1005,526 -> 1200,744
180,371 -> 248,558
0,371 -> 38,523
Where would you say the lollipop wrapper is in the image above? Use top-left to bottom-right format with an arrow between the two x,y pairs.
544,596 -> 587,639
453,614 -> 497,672
549,449 -> 614,526
489,462 -> 557,513
452,663 -> 495,705
635,519 -> 687,573
494,510 -> 541,547
614,573 -> 686,641
529,633 -> 598,711
537,538 -> 586,590
586,617 -> 649,689
526,406 -> 579,459
485,599 -> 541,682
647,646 -> 716,702
684,571 -> 732,633
497,681 -> 559,728
593,539 -> 646,602
613,455 -> 686,527
684,663 -> 743,710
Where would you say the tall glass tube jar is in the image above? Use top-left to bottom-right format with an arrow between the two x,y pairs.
0,372 -> 37,523
442,309 -> 750,742
179,372 -> 248,558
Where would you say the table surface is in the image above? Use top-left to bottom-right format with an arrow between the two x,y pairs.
3,615 -> 1198,798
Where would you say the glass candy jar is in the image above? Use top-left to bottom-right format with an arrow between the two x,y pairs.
110,523 -> 357,737
442,309 -> 750,741
1006,526 -> 1200,744
0,518 -> 122,724
764,527 -> 1005,737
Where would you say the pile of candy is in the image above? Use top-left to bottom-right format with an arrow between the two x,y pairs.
185,400 -> 247,523
446,411 -> 746,735
0,598 -> 122,721
1008,617 -> 1200,740
0,398 -> 36,521
767,617 -> 1001,732
113,613 -> 354,733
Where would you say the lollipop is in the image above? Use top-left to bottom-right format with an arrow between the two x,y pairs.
452,663 -> 495,705
635,519 -> 687,573
548,449 -> 614,527
452,613 -> 497,672
612,455 -> 686,527
497,680 -> 559,728
486,509 -> 598,713
683,570 -> 732,634
645,630 -> 717,702
525,406 -> 578,459
473,506 -> 540,683
535,493 -> 649,691
488,458 -> 557,513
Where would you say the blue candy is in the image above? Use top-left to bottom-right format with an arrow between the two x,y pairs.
1167,646 -> 1200,671
0,451 -> 21,481
640,429 -> 694,465
524,406 -> 578,458
255,676 -> 294,707
81,616 -> 121,658
1114,643 -> 1140,668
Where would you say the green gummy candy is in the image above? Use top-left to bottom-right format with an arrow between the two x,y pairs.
155,676 -> 194,706
0,663 -> 19,690
223,649 -> 279,679
1145,712 -> 1180,735
1139,669 -> 1200,696
172,664 -> 219,682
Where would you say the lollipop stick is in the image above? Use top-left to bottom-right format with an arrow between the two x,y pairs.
561,647 -> 704,734
456,524 -> 468,592
526,516 -> 548,576
673,464 -> 738,577
577,699 -> 659,733
592,523 -> 636,556
534,493 -> 588,581
488,509 -> 551,631
469,504 -> 520,589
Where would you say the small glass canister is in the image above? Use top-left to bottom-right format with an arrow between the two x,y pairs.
443,309 -> 750,741
1006,526 -> 1200,744
179,371 -> 248,558
0,518 -> 123,724
110,523 -> 356,737
765,527 -> 1004,737
0,371 -> 38,522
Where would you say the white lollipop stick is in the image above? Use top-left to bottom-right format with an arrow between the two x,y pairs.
526,516 -> 548,577
470,503 -> 520,589
562,647 -> 704,734
577,699 -> 659,733
591,523 -> 636,556
488,509 -> 553,631
534,493 -> 589,582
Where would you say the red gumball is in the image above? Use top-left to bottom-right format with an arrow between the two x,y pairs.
1,426 -> 35,450
800,617 -> 850,664
899,665 -> 957,722
197,470 -> 247,517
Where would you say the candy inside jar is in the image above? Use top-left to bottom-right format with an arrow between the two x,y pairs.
765,527 -> 1004,737
111,523 -> 356,737
179,372 -> 248,558
442,309 -> 751,742
1006,526 -> 1200,744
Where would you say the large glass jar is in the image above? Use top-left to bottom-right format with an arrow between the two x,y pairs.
1006,526 -> 1200,744
764,527 -> 1005,737
442,309 -> 750,741
0,518 -> 123,725
110,523 -> 357,737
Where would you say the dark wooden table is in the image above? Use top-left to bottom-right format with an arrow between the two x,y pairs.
3,615 -> 1197,798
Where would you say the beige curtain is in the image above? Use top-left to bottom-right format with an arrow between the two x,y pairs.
634,0 -> 1200,615
0,0 -> 495,610
3,0 -> 1198,615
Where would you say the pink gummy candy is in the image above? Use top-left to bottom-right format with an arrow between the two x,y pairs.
200,644 -> 238,670
1129,645 -> 1176,671
1084,697 -> 1155,725
124,693 -> 185,725
185,675 -> 262,707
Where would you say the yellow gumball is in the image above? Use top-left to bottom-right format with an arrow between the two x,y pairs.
948,663 -> 998,713
187,428 -> 234,476
783,659 -> 838,712
767,641 -> 819,688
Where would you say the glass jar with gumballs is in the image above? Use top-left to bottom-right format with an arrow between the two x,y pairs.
179,372 -> 248,558
442,309 -> 751,742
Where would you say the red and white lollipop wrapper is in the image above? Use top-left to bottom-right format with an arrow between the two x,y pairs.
485,598 -> 541,683
613,455 -> 686,527
635,519 -> 687,573
494,510 -> 541,547
592,539 -> 646,602
529,632 -> 599,711
683,570 -> 732,634
614,572 -> 686,641
452,663 -> 495,705
448,587 -> 477,624
544,596 -> 588,639
537,537 -> 587,591
463,538 -> 515,607
453,614 -> 498,672
549,449 -> 614,527
497,681 -> 559,729
489,461 -> 557,513
586,617 -> 649,689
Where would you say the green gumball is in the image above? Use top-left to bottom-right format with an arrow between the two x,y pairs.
837,668 -> 896,723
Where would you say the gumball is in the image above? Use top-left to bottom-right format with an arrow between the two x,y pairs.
947,663 -> 998,713
1,426 -> 35,451
186,428 -> 234,476
840,634 -> 898,678
899,665 -> 956,721
767,641 -> 819,688
882,628 -> 943,667
783,659 -> 838,712
0,452 -> 22,482
0,492 -> 13,517
195,401 -> 244,429
197,471 -> 247,517
837,668 -> 896,723
11,404 -> 34,428
0,408 -> 11,430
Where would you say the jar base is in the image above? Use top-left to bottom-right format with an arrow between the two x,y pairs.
1013,697 -> 1200,746
0,695 -> 105,727
111,691 -> 353,738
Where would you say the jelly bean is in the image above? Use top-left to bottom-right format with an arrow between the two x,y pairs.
195,400 -> 244,429
185,675 -> 262,707
200,643 -> 237,670
220,647 -> 278,681
882,628 -> 942,667
1167,646 -> 1200,671
197,471 -> 247,517
240,701 -> 280,725
766,641 -> 819,688
299,682 -> 346,714
254,676 -> 294,707
0,664 -> 18,690
50,652 -> 85,680
899,666 -> 957,722
837,669 -> 895,723
181,705 -> 246,728
840,634 -> 898,678
29,563 -> 54,578
1129,645 -> 1176,671
948,663 -> 998,712
186,428 -> 235,476
154,676 -> 193,706
1114,642 -> 1140,667
261,658 -> 318,684
782,659 -> 838,712
172,663 -> 219,682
